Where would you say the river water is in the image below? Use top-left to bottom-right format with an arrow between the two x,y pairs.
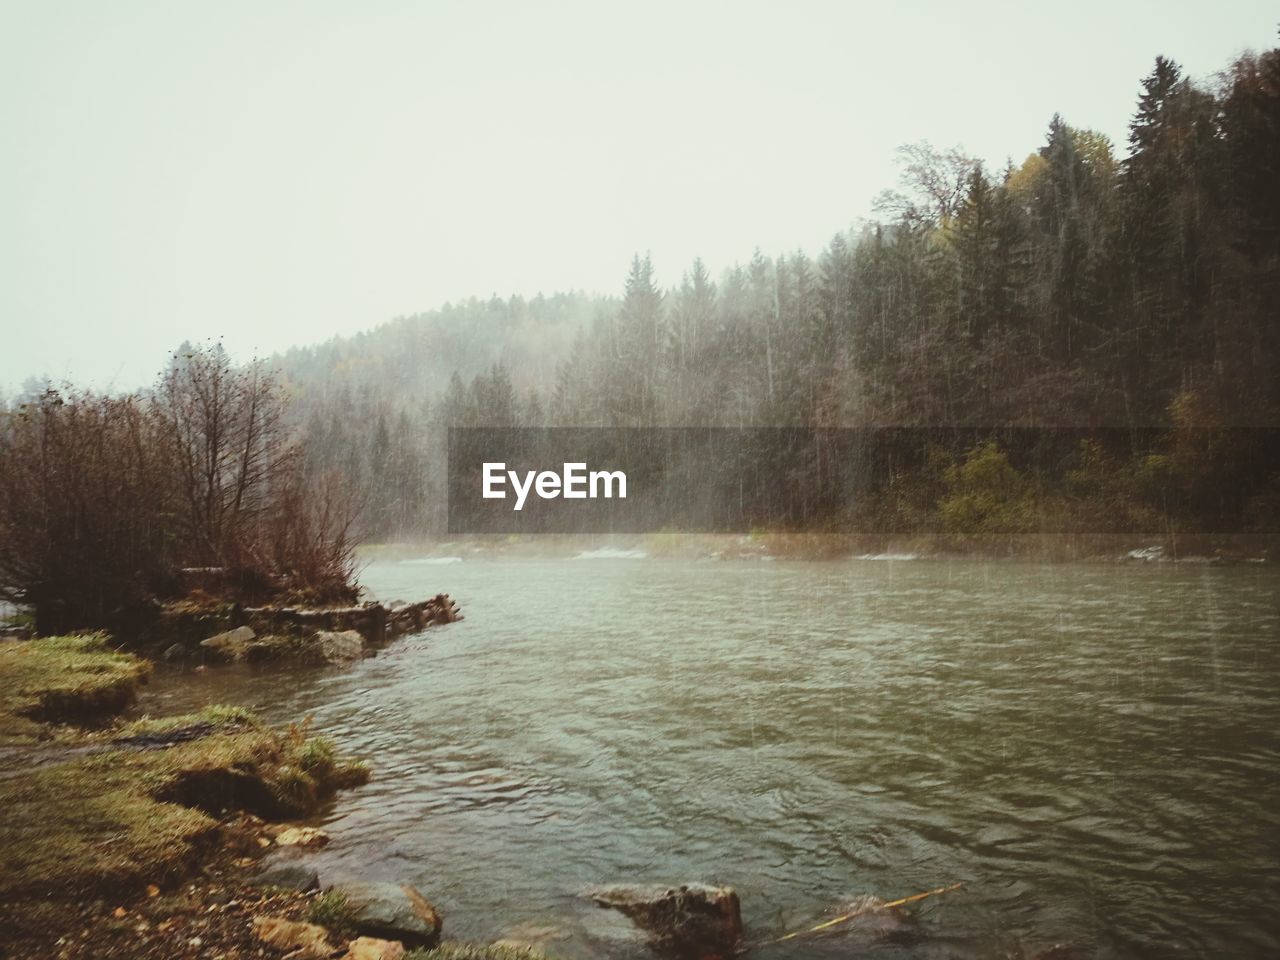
141,555 -> 1280,959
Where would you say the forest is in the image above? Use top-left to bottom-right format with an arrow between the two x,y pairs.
5,48 -> 1280,548
273,49 -> 1279,542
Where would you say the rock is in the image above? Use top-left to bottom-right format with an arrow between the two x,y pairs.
244,637 -> 286,662
316,629 -> 366,664
274,826 -> 330,848
161,642 -> 187,662
199,625 -> 256,662
324,882 -> 442,949
252,916 -> 334,958
588,883 -> 743,957
255,860 -> 320,892
343,937 -> 407,960
492,922 -> 571,953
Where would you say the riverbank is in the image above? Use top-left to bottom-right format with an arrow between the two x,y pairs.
361,531 -> 1276,565
0,636 -> 359,945
98,592 -> 462,661
0,633 -> 540,960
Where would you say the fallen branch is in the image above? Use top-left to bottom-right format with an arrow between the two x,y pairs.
761,881 -> 964,947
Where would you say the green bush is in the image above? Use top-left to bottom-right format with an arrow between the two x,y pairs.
938,441 -> 1036,534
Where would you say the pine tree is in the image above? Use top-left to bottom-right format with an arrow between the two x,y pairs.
608,254 -> 665,425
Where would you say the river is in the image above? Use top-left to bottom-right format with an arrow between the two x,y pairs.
140,555 -> 1280,959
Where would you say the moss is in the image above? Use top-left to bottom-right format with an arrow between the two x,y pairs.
0,634 -> 150,737
0,706 -> 369,900
0,751 -> 219,899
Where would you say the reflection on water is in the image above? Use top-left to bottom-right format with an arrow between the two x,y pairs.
141,557 -> 1280,958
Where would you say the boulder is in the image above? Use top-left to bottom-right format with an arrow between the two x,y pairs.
492,921 -> 571,955
274,826 -> 330,848
198,625 -> 255,662
316,629 -> 366,664
588,883 -> 742,957
252,916 -> 334,959
244,635 -> 300,662
255,860 -> 321,892
324,882 -> 442,949
343,938 -> 406,960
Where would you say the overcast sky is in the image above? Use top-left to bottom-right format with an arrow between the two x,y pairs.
2,1 -> 1276,391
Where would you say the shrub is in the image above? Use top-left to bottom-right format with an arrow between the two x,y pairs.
307,891 -> 359,935
0,345 -> 361,634
938,441 -> 1037,534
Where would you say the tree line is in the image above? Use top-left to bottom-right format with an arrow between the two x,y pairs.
278,48 -> 1279,540
5,48 -> 1277,554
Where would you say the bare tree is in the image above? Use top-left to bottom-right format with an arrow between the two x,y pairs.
0,346 -> 362,631
0,389 -> 176,632
157,343 -> 296,566
873,141 -> 980,226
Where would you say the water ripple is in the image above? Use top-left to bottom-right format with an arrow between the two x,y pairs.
143,558 -> 1280,958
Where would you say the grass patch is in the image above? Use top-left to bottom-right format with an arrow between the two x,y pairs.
114,704 -> 255,740
0,634 -> 150,737
0,749 -> 219,899
0,706 -> 369,901
306,890 -> 360,936
294,734 -> 370,789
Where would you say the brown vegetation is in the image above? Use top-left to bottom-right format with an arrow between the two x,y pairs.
0,344 -> 359,634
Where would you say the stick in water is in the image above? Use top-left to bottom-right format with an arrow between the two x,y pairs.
769,882 -> 964,944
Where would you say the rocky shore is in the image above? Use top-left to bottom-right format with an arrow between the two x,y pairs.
0,632 -> 746,959
145,593 -> 462,664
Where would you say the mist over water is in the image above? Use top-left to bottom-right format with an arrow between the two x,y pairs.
143,557 -> 1280,958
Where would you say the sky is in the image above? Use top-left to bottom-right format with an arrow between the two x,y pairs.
1,0 -> 1277,391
